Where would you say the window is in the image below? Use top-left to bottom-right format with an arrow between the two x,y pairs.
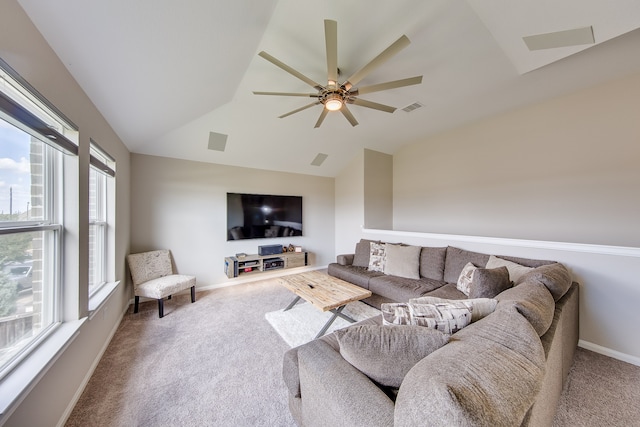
88,141 -> 114,297
0,62 -> 77,378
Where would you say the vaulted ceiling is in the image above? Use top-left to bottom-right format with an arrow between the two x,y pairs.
17,0 -> 640,177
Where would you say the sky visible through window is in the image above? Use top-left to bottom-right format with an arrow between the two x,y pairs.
0,119 -> 32,217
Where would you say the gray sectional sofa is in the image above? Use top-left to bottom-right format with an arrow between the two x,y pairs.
283,240 -> 579,426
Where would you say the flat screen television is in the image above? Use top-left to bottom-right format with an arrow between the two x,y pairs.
227,193 -> 303,240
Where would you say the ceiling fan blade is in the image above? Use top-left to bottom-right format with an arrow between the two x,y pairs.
349,98 -> 396,113
355,75 -> 423,95
258,51 -> 323,90
325,20 -> 338,84
341,105 -> 359,127
314,108 -> 329,128
253,91 -> 319,97
278,101 -> 321,119
344,35 -> 410,89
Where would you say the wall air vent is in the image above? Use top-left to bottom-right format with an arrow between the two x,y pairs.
207,132 -> 228,152
310,153 -> 328,166
401,102 -> 423,113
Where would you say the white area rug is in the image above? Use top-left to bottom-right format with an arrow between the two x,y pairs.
265,300 -> 381,347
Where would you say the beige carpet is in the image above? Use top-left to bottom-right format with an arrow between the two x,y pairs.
66,277 -> 640,427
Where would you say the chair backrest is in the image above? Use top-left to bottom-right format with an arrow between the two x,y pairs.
127,250 -> 174,286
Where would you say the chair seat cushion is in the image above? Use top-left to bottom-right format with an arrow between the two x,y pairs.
135,274 -> 195,299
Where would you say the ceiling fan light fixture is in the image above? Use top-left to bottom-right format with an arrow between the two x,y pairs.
324,93 -> 343,111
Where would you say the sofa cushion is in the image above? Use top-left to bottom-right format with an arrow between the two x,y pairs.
381,302 -> 472,334
368,242 -> 387,272
410,296 -> 498,323
522,262 -> 572,302
369,275 -> 444,302
419,246 -> 447,281
496,281 -> 555,336
456,262 -> 511,299
394,305 -> 546,427
384,244 -> 421,279
336,325 -> 449,388
422,283 -> 467,300
443,247 -> 490,284
353,239 -> 377,267
486,255 -> 534,285
327,264 -> 383,290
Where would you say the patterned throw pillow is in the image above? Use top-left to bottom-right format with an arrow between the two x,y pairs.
456,262 -> 476,295
410,296 -> 498,323
368,242 -> 387,272
381,302 -> 472,334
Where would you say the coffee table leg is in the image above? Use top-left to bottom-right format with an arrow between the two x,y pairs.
315,305 -> 357,339
284,295 -> 302,311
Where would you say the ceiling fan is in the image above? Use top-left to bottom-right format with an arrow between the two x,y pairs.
253,20 -> 423,128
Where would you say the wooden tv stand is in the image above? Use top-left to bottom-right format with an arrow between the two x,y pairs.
224,251 -> 308,278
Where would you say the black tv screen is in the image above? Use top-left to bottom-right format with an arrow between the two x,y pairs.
227,193 -> 303,240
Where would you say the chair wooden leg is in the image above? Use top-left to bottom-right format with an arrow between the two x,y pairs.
158,298 -> 164,318
134,296 -> 140,313
191,286 -> 196,303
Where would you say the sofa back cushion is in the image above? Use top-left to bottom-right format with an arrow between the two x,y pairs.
521,262 -> 573,302
394,306 -> 546,427
352,239 -> 377,267
419,246 -> 447,281
443,247 -> 490,284
496,281 -> 555,336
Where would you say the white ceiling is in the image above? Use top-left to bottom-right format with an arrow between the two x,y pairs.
16,0 -> 640,177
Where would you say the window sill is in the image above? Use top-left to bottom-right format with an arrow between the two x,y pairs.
88,280 -> 121,319
0,317 -> 86,422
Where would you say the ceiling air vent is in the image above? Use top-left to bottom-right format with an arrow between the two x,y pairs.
207,132 -> 228,152
311,153 -> 328,166
402,102 -> 423,113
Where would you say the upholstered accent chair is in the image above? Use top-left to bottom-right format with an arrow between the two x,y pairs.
126,249 -> 196,318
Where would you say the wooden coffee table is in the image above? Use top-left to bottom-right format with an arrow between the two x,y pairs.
277,271 -> 373,338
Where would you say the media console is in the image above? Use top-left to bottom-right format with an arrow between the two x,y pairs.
224,251 -> 308,278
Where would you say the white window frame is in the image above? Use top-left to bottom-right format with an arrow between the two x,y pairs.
0,59 -> 83,416
87,140 -> 117,313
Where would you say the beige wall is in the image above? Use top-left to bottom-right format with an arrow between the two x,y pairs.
393,71 -> 640,247
383,71 -> 640,361
1,1 -> 131,425
364,149 -> 393,230
130,154 -> 335,285
335,151 -> 365,255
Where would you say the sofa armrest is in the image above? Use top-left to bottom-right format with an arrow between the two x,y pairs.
298,339 -> 394,427
336,253 -> 355,266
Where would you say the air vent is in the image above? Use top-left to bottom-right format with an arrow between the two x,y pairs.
311,153 -> 328,166
207,132 -> 228,152
402,102 -> 423,113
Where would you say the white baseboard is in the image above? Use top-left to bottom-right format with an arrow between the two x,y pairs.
57,303 -> 130,427
578,340 -> 640,367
